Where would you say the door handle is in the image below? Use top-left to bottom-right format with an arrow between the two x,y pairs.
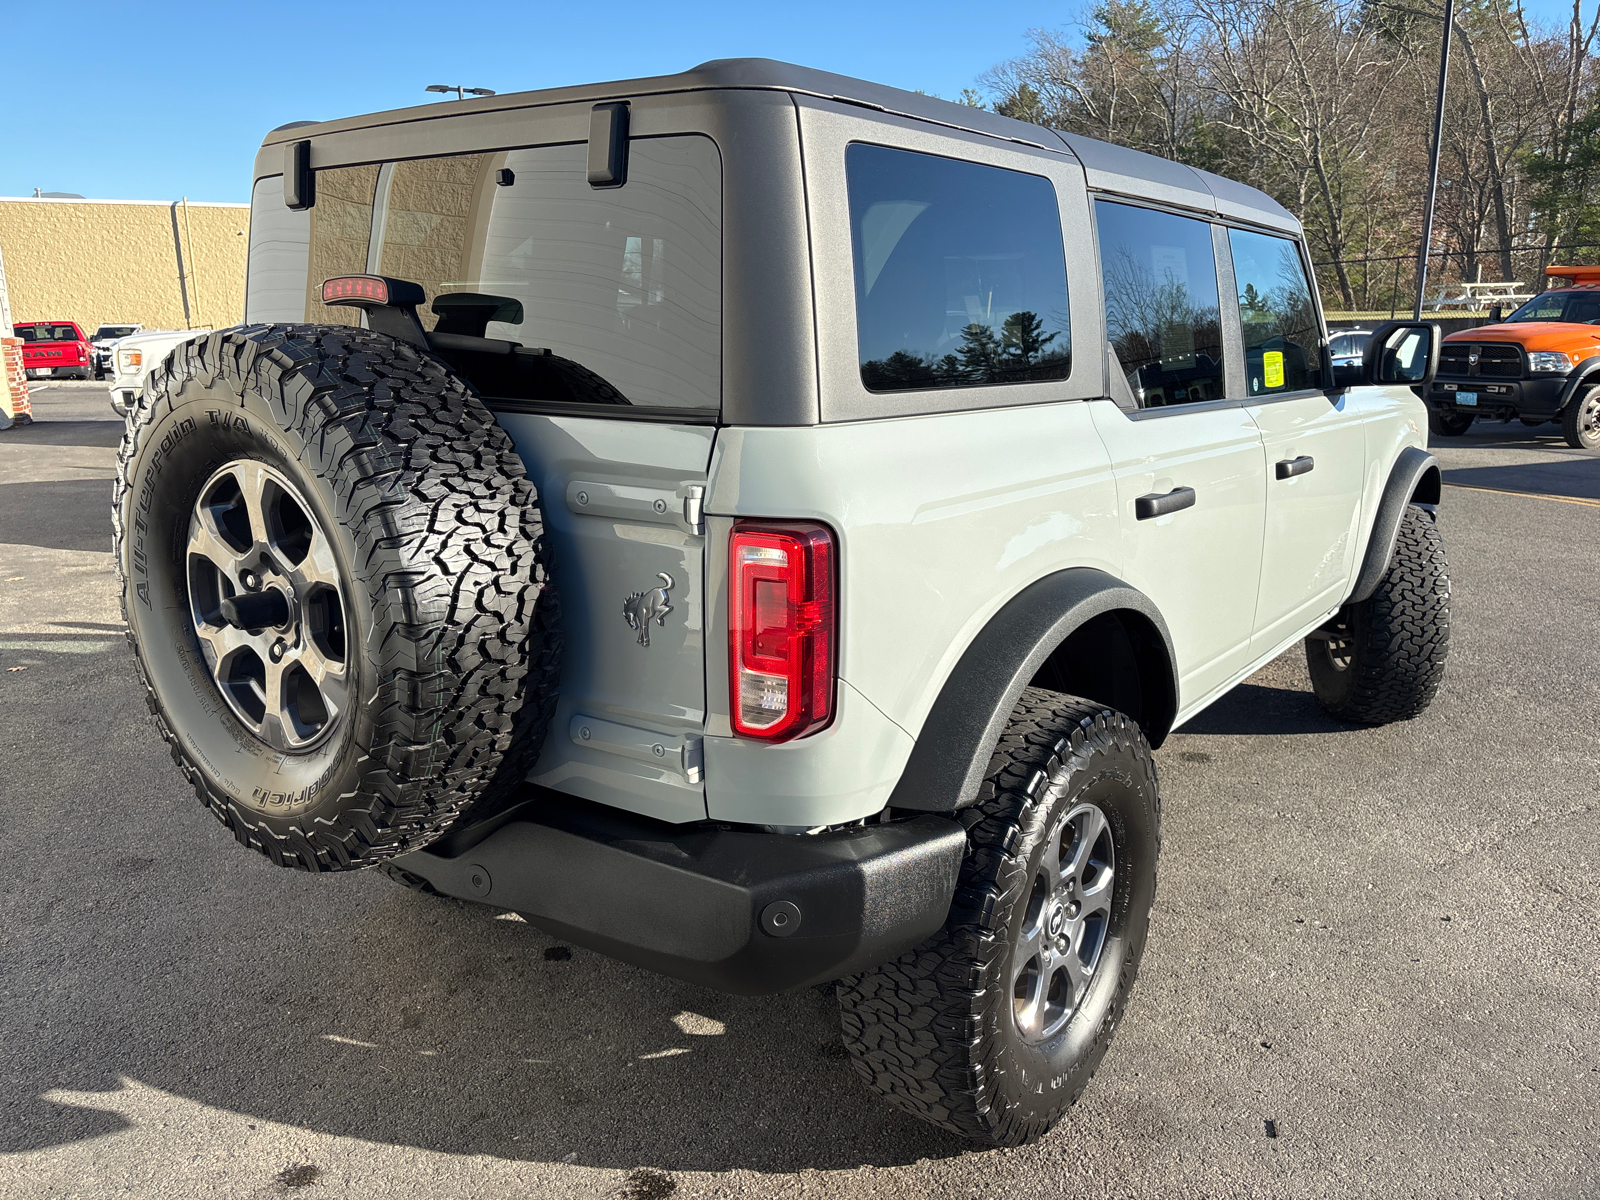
1135,486 -> 1197,520
1275,455 -> 1315,480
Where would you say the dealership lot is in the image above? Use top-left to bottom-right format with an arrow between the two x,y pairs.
1,383 -> 1595,1200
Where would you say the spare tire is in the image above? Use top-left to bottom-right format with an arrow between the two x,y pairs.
113,325 -> 560,871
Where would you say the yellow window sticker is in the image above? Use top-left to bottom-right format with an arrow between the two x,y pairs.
1263,350 -> 1285,389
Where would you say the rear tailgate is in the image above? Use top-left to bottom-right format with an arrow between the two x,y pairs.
498,413 -> 715,825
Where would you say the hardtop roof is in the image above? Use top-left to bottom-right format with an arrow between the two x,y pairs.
260,57 -> 1297,234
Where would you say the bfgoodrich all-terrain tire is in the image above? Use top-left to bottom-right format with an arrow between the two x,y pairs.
1306,505 -> 1449,723
113,324 -> 560,871
837,689 -> 1160,1146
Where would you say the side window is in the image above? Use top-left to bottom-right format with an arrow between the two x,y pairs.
846,143 -> 1071,392
372,136 -> 721,411
244,176 -> 310,324
1228,228 -> 1326,395
305,165 -> 381,326
1095,200 -> 1224,408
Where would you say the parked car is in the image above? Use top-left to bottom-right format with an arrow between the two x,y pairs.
14,320 -> 93,380
113,59 -> 1450,1146
1329,328 -> 1372,372
90,323 -> 142,378
105,327 -> 208,416
1426,265 -> 1600,448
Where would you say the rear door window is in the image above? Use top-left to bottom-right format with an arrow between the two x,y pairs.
1227,228 -> 1326,395
845,143 -> 1071,392
1095,200 -> 1224,408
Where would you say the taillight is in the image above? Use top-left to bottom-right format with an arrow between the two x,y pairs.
728,520 -> 836,742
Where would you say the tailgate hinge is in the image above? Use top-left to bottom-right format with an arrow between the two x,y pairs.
681,485 -> 705,536
682,737 -> 704,784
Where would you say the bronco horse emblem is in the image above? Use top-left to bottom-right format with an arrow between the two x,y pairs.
622,572 -> 675,647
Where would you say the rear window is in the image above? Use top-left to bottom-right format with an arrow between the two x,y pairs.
15,324 -> 79,342
375,137 -> 720,411
94,325 -> 138,339
845,143 -> 1071,392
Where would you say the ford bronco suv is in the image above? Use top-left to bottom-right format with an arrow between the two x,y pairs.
1427,264 -> 1600,449
114,59 -> 1451,1146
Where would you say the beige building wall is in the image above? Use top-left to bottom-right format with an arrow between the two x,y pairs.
0,197 -> 249,334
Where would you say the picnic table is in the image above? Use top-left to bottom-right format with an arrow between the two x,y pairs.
1425,280 -> 1533,311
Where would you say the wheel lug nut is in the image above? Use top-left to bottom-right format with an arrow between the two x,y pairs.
242,571 -> 261,591
270,639 -> 287,663
1068,902 -> 1080,917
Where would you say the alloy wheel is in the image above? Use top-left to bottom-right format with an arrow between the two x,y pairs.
186,460 -> 350,752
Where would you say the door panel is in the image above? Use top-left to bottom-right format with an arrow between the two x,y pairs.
496,412 -> 715,823
1089,400 -> 1266,708
1247,394 -> 1366,652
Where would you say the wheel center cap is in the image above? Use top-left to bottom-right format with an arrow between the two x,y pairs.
1048,906 -> 1067,936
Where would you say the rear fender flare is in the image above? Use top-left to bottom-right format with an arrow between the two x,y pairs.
1348,446 -> 1440,606
888,568 -> 1177,814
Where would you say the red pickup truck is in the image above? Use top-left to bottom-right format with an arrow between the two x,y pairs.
15,321 -> 94,380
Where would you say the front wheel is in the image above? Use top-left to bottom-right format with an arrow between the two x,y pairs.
1428,408 -> 1474,437
1307,506 -> 1449,723
837,689 -> 1160,1146
1562,386 -> 1600,450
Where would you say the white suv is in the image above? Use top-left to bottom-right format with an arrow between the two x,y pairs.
114,59 -> 1450,1146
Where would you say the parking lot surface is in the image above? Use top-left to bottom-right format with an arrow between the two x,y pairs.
2,384 -> 1596,1199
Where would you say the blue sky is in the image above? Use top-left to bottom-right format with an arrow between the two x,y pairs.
2,0 -> 1587,203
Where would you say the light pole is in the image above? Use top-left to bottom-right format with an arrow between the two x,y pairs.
1413,0 -> 1455,320
426,84 -> 496,101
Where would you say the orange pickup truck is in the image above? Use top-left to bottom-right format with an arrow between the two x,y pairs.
1426,265 -> 1600,449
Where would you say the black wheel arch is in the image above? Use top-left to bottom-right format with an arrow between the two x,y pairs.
888,568 -> 1178,814
1348,446 -> 1441,606
1557,355 -> 1600,411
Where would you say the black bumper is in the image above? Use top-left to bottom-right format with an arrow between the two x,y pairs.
391,792 -> 968,995
1430,376 -> 1566,420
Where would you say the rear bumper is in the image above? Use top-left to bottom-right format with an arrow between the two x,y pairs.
1429,376 -> 1566,419
391,792 -> 968,995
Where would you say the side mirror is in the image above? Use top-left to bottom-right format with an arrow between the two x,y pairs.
1488,305 -> 1504,323
1364,321 -> 1440,387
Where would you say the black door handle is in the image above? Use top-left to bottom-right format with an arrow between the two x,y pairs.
1135,486 -> 1197,520
1275,455 -> 1315,480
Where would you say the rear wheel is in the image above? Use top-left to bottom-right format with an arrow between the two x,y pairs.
837,689 -> 1160,1146
1428,408 -> 1474,437
1562,385 -> 1600,450
114,324 -> 561,871
1307,506 -> 1449,723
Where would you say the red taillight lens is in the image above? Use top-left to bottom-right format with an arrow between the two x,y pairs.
321,275 -> 390,305
728,520 -> 837,742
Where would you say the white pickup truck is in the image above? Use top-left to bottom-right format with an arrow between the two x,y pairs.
106,327 -> 210,416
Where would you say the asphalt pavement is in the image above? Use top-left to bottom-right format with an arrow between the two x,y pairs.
1,384 -> 1596,1200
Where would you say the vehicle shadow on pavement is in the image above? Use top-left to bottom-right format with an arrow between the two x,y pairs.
1177,677 -> 1348,738
0,419 -> 125,449
0,672 -> 969,1174
1443,460 -> 1600,501
0,480 -> 114,551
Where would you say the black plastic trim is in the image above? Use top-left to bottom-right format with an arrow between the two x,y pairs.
1135,486 -> 1196,519
587,102 -> 631,187
1348,446 -> 1440,605
391,791 -> 968,995
284,141 -> 314,210
1558,356 -> 1600,411
889,568 -> 1177,813
482,397 -> 720,424
1276,455 -> 1314,480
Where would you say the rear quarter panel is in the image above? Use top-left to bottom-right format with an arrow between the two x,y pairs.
702,401 -> 1121,824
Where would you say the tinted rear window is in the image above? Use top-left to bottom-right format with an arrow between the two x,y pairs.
371,137 -> 721,411
846,143 -> 1071,392
15,324 -> 79,342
